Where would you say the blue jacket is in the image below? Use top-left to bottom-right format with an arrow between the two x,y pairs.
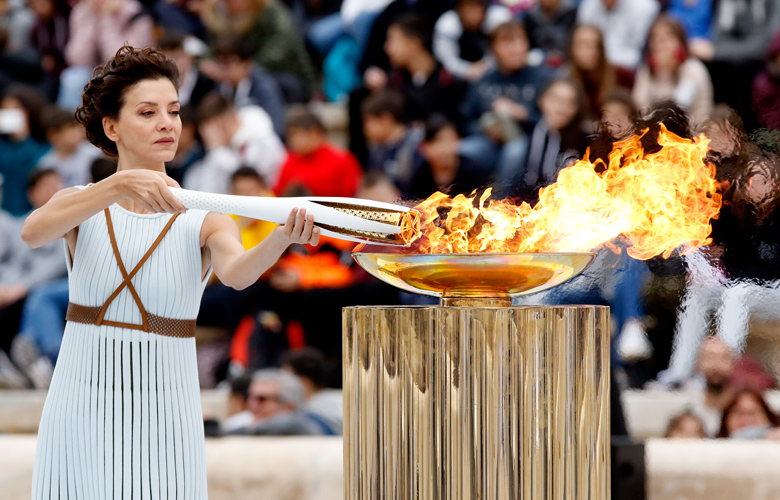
0,137 -> 50,216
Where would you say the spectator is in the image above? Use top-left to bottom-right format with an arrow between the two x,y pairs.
200,0 -> 316,101
632,15 -> 714,126
356,170 -> 402,205
36,105 -> 102,187
282,347 -> 343,435
562,24 -> 619,122
274,105 -> 362,198
226,368 -> 324,435
716,389 -> 780,439
220,374 -> 254,433
184,91 -> 285,193
666,0 -> 713,57
308,0 -> 392,58
204,35 -> 287,137
752,28 -> 780,130
28,0 -> 70,95
0,85 -> 50,216
459,20 -> 552,176
521,0 -> 578,68
576,0 -> 660,72
407,114 -> 484,200
506,77 -> 588,196
153,0 -> 207,39
157,31 -> 218,109
664,410 -> 707,439
58,0 -> 154,109
0,0 -> 35,55
433,0 -> 512,82
229,167 -> 277,250
599,89 -> 636,139
0,168 -> 66,388
361,89 -> 422,192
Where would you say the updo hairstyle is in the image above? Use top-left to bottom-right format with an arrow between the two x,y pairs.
75,45 -> 181,156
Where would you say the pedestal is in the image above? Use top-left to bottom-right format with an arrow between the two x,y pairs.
343,305 -> 610,500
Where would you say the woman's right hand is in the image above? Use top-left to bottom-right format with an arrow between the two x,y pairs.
114,170 -> 187,214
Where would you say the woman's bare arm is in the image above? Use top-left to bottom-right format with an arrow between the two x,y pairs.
21,169 -> 185,248
202,208 -> 319,290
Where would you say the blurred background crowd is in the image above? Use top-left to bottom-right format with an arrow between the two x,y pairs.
2,0 -> 780,443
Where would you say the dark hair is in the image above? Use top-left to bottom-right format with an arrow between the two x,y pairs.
361,90 -> 406,123
361,170 -> 394,190
157,30 -> 187,52
490,20 -> 527,46
231,165 -> 264,184
717,389 -> 780,438
390,14 -> 434,55
76,45 -> 181,156
286,105 -> 325,132
41,105 -> 77,133
1,84 -> 49,142
90,157 -> 117,183
211,35 -> 254,62
196,91 -> 233,124
646,14 -> 689,77
423,113 -> 456,142
27,167 -> 60,190
281,347 -> 331,389
229,374 -> 252,400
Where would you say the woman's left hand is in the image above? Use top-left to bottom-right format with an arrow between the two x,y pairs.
280,208 -> 320,246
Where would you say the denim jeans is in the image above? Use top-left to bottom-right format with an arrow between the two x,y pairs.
18,279 -> 70,362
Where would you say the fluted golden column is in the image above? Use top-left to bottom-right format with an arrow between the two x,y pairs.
343,305 -> 610,500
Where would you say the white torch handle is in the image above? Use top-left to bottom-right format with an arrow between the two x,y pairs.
168,188 -> 409,244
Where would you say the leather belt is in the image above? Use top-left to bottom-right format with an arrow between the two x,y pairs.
66,302 -> 196,339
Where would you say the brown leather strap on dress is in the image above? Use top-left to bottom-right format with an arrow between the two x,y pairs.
66,302 -> 196,338
89,208 -> 183,334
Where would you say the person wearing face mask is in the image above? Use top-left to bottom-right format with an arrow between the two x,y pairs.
0,85 -> 50,216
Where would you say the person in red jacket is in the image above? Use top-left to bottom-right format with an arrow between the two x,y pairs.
274,106 -> 363,197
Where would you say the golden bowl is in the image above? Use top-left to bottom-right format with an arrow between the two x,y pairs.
352,252 -> 595,305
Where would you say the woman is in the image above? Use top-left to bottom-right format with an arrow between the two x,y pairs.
716,389 -> 780,439
563,24 -> 618,122
632,15 -> 714,126
22,45 -> 319,498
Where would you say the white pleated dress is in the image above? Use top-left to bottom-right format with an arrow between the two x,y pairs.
32,202 -> 212,499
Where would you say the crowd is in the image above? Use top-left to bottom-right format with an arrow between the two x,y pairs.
2,0 -> 780,437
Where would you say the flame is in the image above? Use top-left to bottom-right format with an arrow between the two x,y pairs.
411,125 -> 722,259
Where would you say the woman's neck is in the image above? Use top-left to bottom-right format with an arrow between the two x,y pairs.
115,159 -> 168,214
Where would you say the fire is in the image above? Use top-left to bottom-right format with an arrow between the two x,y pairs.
411,125 -> 722,259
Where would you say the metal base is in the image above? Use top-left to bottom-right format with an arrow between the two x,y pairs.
343,305 -> 610,500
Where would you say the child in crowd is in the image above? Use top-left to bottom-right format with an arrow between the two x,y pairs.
521,0 -> 578,67
157,31 -> 217,108
203,35 -> 287,137
183,91 -> 285,194
599,89 -> 636,139
563,24 -> 620,122
459,20 -> 552,176
433,0 -> 512,81
36,105 -> 101,187
407,114 -> 484,200
274,105 -> 362,198
505,77 -> 588,197
229,167 -> 277,250
282,347 -> 342,435
664,411 -> 707,439
361,89 -> 422,192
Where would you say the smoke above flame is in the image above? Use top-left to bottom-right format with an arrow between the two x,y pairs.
410,124 -> 722,260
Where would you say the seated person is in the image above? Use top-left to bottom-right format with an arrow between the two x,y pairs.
203,35 -> 286,137
433,0 -> 512,81
521,0 -> 578,67
282,347 -> 342,435
274,106 -> 362,198
183,91 -> 285,194
157,31 -> 217,108
406,114 -> 484,200
225,368 -> 324,435
504,77 -> 589,198
219,374 -> 254,434
664,411 -> 707,439
36,105 -> 102,187
229,167 -> 278,249
459,20 -> 553,175
717,389 -> 780,440
349,13 -> 468,164
361,89 -> 422,192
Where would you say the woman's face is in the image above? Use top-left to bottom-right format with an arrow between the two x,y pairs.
540,81 -> 579,131
571,27 -> 601,72
726,393 -> 771,436
649,23 -> 683,69
668,415 -> 705,439
106,78 -> 181,165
